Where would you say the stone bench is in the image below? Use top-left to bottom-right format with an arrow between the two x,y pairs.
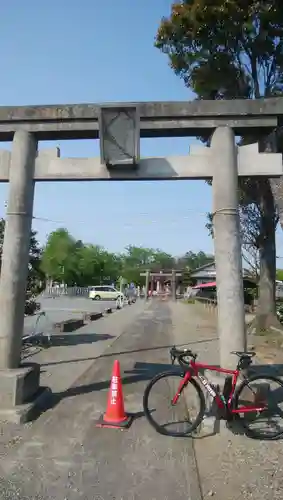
83,311 -> 103,323
54,318 -> 84,333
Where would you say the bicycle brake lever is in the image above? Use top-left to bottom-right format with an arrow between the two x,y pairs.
171,354 -> 176,365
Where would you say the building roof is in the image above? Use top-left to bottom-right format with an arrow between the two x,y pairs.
193,278 -> 257,290
192,281 -> 216,289
190,261 -> 254,278
190,262 -> 215,274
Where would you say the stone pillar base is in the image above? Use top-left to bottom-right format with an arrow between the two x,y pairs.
0,362 -> 51,424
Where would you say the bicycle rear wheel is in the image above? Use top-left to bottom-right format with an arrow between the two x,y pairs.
233,373 -> 283,440
143,371 -> 205,437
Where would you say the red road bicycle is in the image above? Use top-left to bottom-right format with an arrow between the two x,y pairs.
143,346 -> 283,440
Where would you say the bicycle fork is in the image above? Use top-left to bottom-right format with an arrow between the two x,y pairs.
171,372 -> 234,421
171,371 -> 191,405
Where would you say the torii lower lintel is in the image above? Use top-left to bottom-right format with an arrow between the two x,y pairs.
0,143 -> 281,181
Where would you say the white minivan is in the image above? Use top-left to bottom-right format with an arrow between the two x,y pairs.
89,285 -> 123,301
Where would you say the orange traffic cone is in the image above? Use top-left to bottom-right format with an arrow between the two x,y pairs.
96,360 -> 133,429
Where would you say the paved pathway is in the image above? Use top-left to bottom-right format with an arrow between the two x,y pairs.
0,300 -> 201,500
23,299 -> 149,395
1,300 -> 282,499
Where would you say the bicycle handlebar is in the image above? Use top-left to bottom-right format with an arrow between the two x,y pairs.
170,346 -> 197,365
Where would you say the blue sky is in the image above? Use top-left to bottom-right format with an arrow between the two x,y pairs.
0,1 -> 283,263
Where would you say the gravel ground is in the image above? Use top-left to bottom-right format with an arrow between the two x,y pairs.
169,301 -> 283,500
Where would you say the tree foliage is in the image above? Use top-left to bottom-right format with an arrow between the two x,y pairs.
40,229 -> 212,287
176,250 -> 213,270
41,229 -> 80,285
276,269 -> 283,281
27,228 -> 45,295
156,0 -> 283,99
156,0 -> 283,329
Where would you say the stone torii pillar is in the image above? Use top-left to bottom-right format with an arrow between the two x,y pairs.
0,131 -> 45,423
0,131 -> 37,369
211,127 -> 246,369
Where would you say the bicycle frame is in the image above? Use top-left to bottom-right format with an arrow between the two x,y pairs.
172,360 -> 267,414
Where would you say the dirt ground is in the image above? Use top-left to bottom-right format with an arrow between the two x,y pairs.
249,329 -> 283,366
170,301 -> 283,500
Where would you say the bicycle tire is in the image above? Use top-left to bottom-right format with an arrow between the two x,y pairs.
233,373 -> 283,440
143,370 -> 205,437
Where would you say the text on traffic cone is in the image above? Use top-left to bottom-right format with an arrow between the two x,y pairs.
104,360 -> 127,422
96,359 -> 133,429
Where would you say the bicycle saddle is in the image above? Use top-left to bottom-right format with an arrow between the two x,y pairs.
230,350 -> 256,358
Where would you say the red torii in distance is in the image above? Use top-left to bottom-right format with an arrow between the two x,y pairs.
140,269 -> 182,300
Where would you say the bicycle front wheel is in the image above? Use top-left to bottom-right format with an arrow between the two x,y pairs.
233,373 -> 283,440
143,371 -> 205,437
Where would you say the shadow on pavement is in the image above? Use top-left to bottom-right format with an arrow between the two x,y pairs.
39,337 -> 218,368
49,332 -> 115,347
58,360 -> 174,399
37,360 -> 175,418
21,333 -> 115,360
251,363 -> 283,377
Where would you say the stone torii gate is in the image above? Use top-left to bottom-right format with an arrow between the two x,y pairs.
0,99 -> 282,421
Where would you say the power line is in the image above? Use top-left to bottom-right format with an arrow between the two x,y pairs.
30,210 -> 210,227
3,200 -> 211,226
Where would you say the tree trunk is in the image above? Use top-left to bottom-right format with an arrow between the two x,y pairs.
266,130 -> 283,231
256,180 -> 278,331
270,177 -> 283,229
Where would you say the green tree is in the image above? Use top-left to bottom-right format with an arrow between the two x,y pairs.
27,229 -> 45,295
75,245 -> 121,286
99,249 -> 122,285
152,249 -> 175,270
123,245 -> 155,267
41,228 -> 80,285
122,245 -> 155,285
120,246 -> 176,285
156,0 -> 283,330
177,251 -> 213,270
40,226 -> 223,292
76,244 -> 102,286
181,268 -> 193,289
41,230 -> 123,287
